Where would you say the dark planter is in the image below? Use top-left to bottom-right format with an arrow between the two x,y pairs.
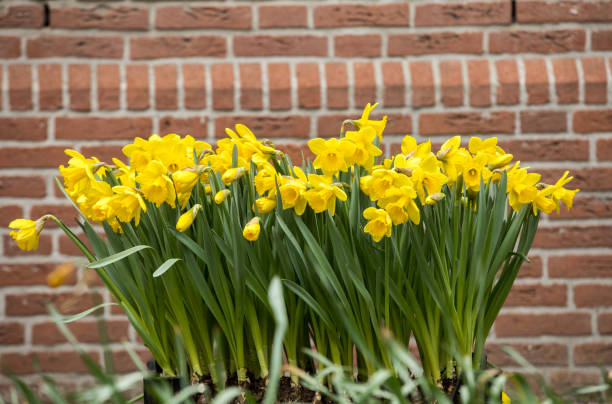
449,353 -> 502,404
144,360 -> 190,404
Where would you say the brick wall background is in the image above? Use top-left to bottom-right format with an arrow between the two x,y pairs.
1,0 -> 611,392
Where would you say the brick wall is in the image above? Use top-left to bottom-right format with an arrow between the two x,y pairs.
1,0 -> 611,390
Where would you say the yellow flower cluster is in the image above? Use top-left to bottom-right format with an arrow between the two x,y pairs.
8,103 -> 580,249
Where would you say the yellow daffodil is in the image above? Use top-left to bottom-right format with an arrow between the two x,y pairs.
401,136 -> 432,159
242,217 -> 261,241
549,171 -> 580,213
59,149 -> 104,197
111,185 -> 147,225
363,207 -> 392,242
137,160 -> 176,207
308,138 -> 356,175
502,391 -> 511,404
222,167 -> 248,186
344,127 -> 382,170
8,215 -> 52,251
47,261 -> 77,288
436,136 -> 468,183
425,193 -> 445,205
215,189 -> 231,205
254,163 -> 279,195
255,195 -> 276,214
304,174 -> 347,216
461,154 -> 491,192
176,204 -> 202,232
353,103 -> 387,141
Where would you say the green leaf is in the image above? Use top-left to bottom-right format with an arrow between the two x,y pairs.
87,245 -> 152,269
56,302 -> 118,323
152,258 -> 182,277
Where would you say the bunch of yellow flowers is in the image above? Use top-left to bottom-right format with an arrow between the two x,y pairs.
9,103 -> 578,250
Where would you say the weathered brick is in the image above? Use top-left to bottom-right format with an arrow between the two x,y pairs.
467,59 -> 490,107
0,205 -> 23,227
534,225 -> 612,248
524,59 -> 549,104
0,322 -> 24,345
410,61 -> 435,107
259,5 -> 307,28
31,204 -> 80,228
68,64 -> 91,111
0,176 -> 46,198
325,63 -> 348,110
573,109 -> 612,133
505,283 -> 567,307
552,58 -> 579,104
126,64 -> 149,110
1,351 -> 93,375
517,255 -> 543,278
154,64 -> 178,110
275,144 -> 313,164
353,62 -> 376,108
581,57 -> 607,104
27,35 -> 123,58
549,255 -> 612,278
597,138 -> 612,161
439,60 -> 463,107
389,32 -> 483,56
97,64 -> 120,110
598,313 -> 612,334
592,29 -> 612,50
240,63 -> 262,111
0,4 -> 44,28
51,5 -> 148,30
182,64 -> 206,110
415,1 -> 510,26
0,146 -> 67,168
131,36 -> 226,59
517,0 -> 612,23
495,59 -> 519,105
538,167 -> 612,191
214,116 -> 310,139
498,139 -> 587,162
495,312 -> 591,337
0,36 -> 20,58
574,342 -> 612,365
314,4 -> 410,27
0,117 -> 47,141
0,263 -> 72,287
32,320 -> 130,345
318,113 -> 411,138
234,35 -> 327,57
490,30 -> 585,54
419,112 -> 514,135
486,342 -> 568,366
549,370 -> 602,390
520,111 -> 566,133
268,63 -> 291,111
81,145 -> 124,164
297,63 -> 320,109
211,63 -> 234,111
56,117 -> 153,140
9,65 -> 32,111
381,62 -> 405,108
574,285 -> 612,307
334,34 -> 381,58
159,116 -> 207,138
551,195 -> 612,220
156,6 -> 251,30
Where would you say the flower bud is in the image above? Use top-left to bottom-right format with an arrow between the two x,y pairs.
176,204 -> 202,232
242,217 -> 261,241
214,190 -> 230,205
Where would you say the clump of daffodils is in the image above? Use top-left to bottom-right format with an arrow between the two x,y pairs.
9,103 -> 578,250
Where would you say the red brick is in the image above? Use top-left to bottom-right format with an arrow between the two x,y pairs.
27,35 -> 123,59
297,63 -> 320,109
3,233 -> 52,256
419,111 -> 514,136
517,255 -> 543,278
0,263 -> 74,287
37,64 -> 62,110
505,283 -> 567,307
549,370 -> 602,391
211,63 -> 234,111
0,322 -> 24,345
334,34 -> 381,58
80,145 -> 124,164
598,313 -> 612,334
520,110 -> 566,133
598,138 -> 612,161
490,29 -> 586,54
495,312 -> 591,337
592,29 -> 612,51
376,113 -> 411,136
574,284 -> 612,307
551,195 -> 612,220
574,342 -> 612,365
126,64 -> 149,110
0,205 -> 22,227
467,60 -> 490,107
214,116 -> 310,139
382,62 -> 405,108
517,0 -> 612,23
31,204 -> 80,228
0,117 -> 47,141
582,57 -> 607,104
56,117 -> 153,140
0,4 -> 44,28
389,32 -> 482,56
268,63 -> 291,111
573,109 -> 612,133
234,35 -> 327,57
240,64 -> 262,110
314,4 -> 410,27
353,62 -> 376,108
552,58 -> 579,104
5,291 -> 105,316
534,225 -> 612,249
97,64 -> 119,111
416,1 -> 510,26
486,342 -> 567,366
154,65 -> 178,110
524,59 -> 549,105
259,5 -> 307,28
498,139 -> 587,162
131,36 -> 226,59
325,63 -> 348,110
32,320 -> 130,345
182,64 -> 206,110
68,64 -> 91,111
0,36 -> 20,58
156,5 -> 250,30
9,65 -> 32,111
1,351 -> 93,375
549,254 -> 612,278
495,59 -> 519,105
0,146 -> 67,168
439,60 -> 463,107
276,144 -> 313,164
538,167 -> 612,191
111,349 -> 151,374
318,113 -> 411,138
159,116 -> 207,138
51,6 -> 148,30
410,61 -> 435,107
0,176 -> 46,198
